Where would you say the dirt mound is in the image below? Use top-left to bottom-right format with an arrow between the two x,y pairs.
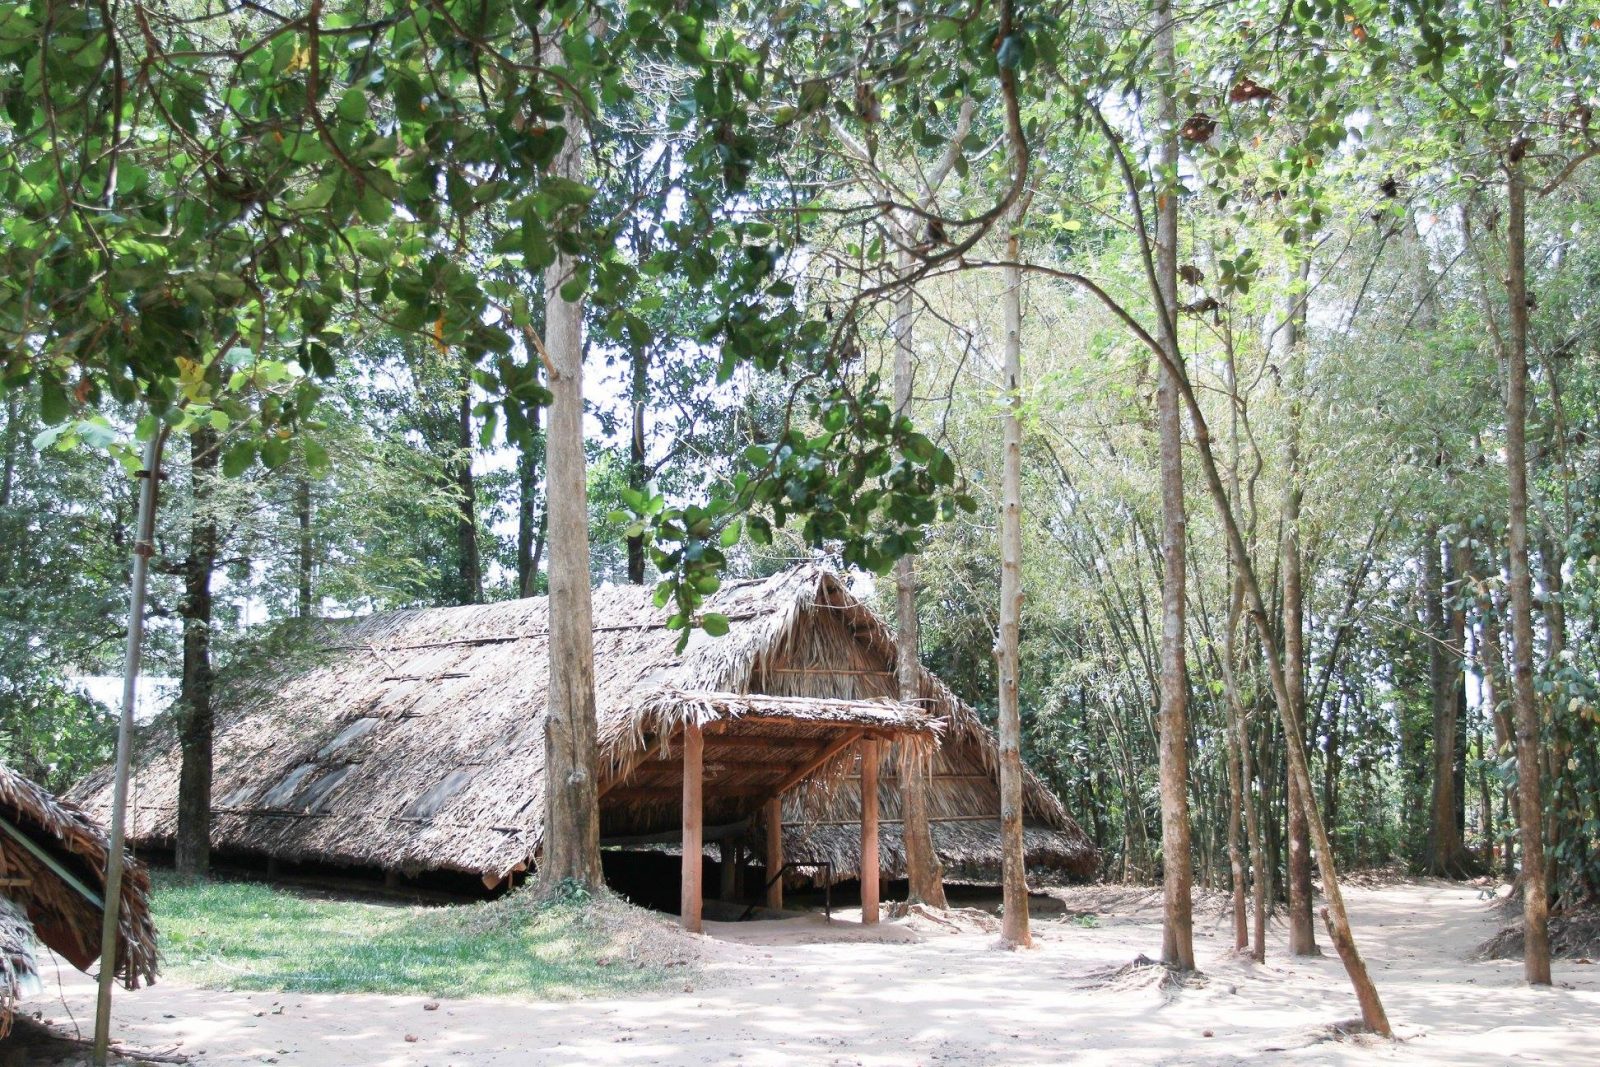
505,885 -> 704,974
1475,909 -> 1600,961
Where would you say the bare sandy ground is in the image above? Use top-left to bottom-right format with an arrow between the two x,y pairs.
13,879 -> 1599,1066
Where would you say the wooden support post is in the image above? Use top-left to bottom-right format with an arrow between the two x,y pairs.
719,841 -> 739,902
681,720 -> 703,933
764,796 -> 784,911
860,739 -> 880,924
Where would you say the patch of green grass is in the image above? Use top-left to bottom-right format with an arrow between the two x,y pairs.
151,873 -> 687,999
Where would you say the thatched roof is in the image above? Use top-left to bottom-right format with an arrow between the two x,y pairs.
75,566 -> 1094,886
0,762 -> 157,1034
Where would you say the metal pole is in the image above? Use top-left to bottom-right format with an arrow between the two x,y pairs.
93,427 -> 165,1065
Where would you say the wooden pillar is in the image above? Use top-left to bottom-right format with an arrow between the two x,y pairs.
860,739 -> 880,924
681,721 -> 703,933
764,796 -> 784,911
719,841 -> 739,902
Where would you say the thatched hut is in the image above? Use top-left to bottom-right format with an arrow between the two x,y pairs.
0,762 -> 157,1034
76,567 -> 1093,927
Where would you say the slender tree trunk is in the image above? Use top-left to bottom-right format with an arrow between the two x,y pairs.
1152,2 -> 1195,971
92,428 -> 165,1063
295,472 -> 313,619
1223,638 -> 1249,953
1324,684 -> 1342,826
1476,713 -> 1493,871
1280,301 -> 1317,957
894,255 -> 946,908
0,390 -> 17,512
1451,544 -> 1472,852
175,427 -> 218,877
1478,582 -> 1515,881
1243,695 -> 1268,962
1145,280 -> 1392,1033
0,390 -> 20,593
1425,527 -> 1471,875
1222,335 -> 1266,962
1240,522 -> 1389,1030
627,346 -> 648,585
454,360 -> 482,605
996,227 -> 1031,950
1502,157 -> 1551,985
517,380 -> 545,598
539,62 -> 603,891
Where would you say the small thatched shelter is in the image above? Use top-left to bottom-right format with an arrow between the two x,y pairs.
0,763 -> 157,1034
77,567 -> 1093,926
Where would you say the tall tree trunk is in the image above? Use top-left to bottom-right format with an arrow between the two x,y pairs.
175,427 -> 218,877
1502,155 -> 1551,985
627,347 -> 648,585
0,390 -> 17,512
539,60 -> 603,891
1476,714 -> 1493,871
1425,527 -> 1469,875
1222,585 -> 1249,953
894,254 -> 946,908
92,428 -> 165,1062
1222,333 -> 1266,961
1243,696 -> 1268,962
1153,0 -> 1195,972
1232,508 -> 1390,1030
1279,284 -> 1318,957
996,225 -> 1031,950
1324,684 -> 1342,826
295,472 -> 313,619
517,378 -> 545,598
0,390 -> 19,592
1451,544 -> 1472,851
1141,268 -> 1392,1033
454,360 -> 482,605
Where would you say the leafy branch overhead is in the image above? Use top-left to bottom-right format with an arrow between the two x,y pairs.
1,0 -> 1006,634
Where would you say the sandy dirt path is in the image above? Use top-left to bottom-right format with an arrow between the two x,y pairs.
17,879 -> 1600,1065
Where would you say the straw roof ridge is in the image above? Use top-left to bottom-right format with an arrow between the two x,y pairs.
0,760 -> 157,1033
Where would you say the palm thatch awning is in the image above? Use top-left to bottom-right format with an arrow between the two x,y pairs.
0,762 -> 157,1034
74,566 -> 1095,886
